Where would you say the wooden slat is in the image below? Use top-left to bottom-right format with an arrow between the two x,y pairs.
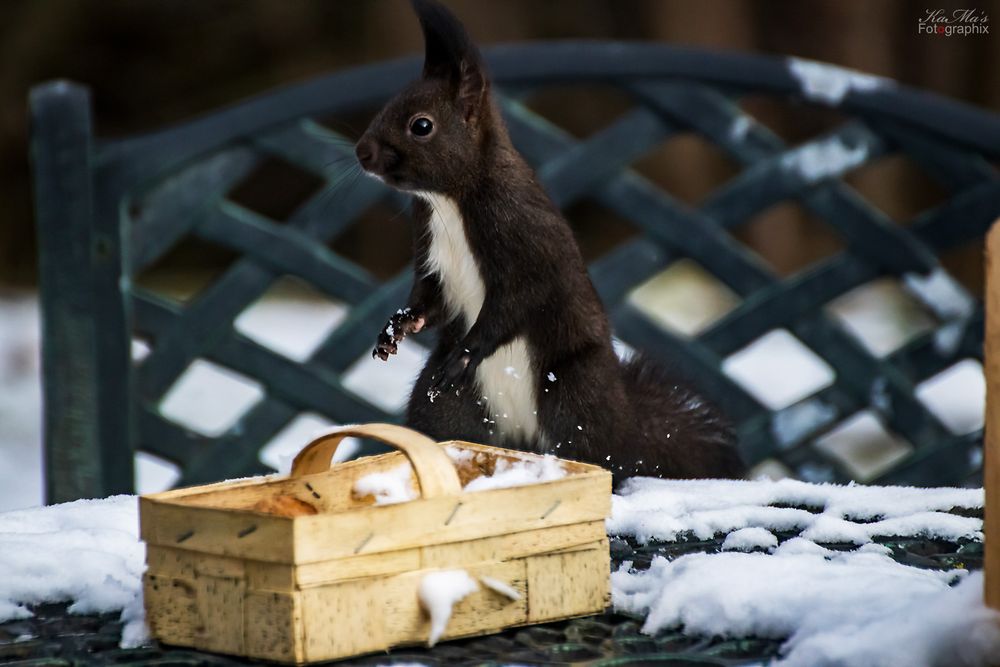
610,304 -> 761,423
177,399 -> 297,486
526,542 -> 611,622
148,520 -> 606,597
244,590 -> 302,664
30,81 -> 134,502
300,577 -> 389,662
142,467 -> 609,564
308,270 -> 415,371
195,575 -> 246,655
293,472 -> 609,563
589,237 -> 673,307
143,573 -> 200,646
134,292 -> 394,424
697,254 -> 876,356
129,147 -> 260,272
196,201 -> 376,304
984,220 -> 1000,610
140,497 -> 295,563
538,106 -> 675,208
911,181 -> 1000,252
419,520 -> 606,570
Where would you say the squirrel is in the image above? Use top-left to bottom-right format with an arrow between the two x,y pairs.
355,0 -> 744,483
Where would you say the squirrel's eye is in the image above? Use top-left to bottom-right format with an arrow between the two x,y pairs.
409,116 -> 434,137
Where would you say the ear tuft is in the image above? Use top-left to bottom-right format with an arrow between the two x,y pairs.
411,0 -> 468,81
411,0 -> 489,122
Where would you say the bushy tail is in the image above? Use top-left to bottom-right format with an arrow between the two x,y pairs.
620,354 -> 744,479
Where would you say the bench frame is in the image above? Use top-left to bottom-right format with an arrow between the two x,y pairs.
30,43 -> 1000,503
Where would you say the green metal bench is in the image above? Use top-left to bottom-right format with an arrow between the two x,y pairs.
30,43 -> 1000,503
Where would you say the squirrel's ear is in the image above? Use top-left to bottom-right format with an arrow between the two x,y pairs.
412,0 -> 489,122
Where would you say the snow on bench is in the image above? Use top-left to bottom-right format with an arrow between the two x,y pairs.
0,477 -> 997,666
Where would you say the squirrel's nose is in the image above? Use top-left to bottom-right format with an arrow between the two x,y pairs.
355,140 -> 378,171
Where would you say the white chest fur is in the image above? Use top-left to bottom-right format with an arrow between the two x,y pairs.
417,192 -> 540,444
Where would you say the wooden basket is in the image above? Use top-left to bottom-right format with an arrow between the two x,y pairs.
141,423 -> 612,663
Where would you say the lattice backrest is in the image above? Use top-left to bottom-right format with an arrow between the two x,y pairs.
30,44 -> 1000,500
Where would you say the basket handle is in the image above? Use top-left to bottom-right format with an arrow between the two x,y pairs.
289,423 -> 462,499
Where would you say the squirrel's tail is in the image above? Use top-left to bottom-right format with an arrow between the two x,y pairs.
619,353 -> 745,480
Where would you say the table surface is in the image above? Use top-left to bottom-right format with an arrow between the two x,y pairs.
0,527 -> 980,666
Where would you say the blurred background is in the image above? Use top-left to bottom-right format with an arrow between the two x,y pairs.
3,0 -> 1000,289
1,0 -> 997,509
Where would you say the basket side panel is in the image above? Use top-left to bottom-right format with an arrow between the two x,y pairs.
166,451 -> 408,513
245,590 -> 302,663
141,498 -> 294,562
289,520 -> 605,588
526,540 -> 610,623
294,474 -> 609,563
420,520 -> 606,568
299,558 -> 530,661
296,546 -> 422,587
146,544 -> 246,579
300,577 -> 389,662
144,573 -> 201,648
195,575 -> 246,654
382,558 -> 529,645
424,558 -> 529,640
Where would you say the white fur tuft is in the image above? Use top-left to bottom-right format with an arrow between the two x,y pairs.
417,192 -> 540,444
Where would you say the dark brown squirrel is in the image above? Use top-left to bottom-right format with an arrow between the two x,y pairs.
355,0 -> 744,483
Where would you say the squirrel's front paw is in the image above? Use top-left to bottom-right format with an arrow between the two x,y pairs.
372,308 -> 426,360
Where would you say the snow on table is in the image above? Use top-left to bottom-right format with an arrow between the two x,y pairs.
609,477 -> 998,667
0,495 -> 147,648
1,477 -> 996,666
608,476 -> 983,544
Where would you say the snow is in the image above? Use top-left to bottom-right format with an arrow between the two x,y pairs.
903,268 -> 976,321
613,552 -> 997,667
721,526 -> 778,551
233,277 -> 348,362
607,477 -> 982,543
813,410 -> 913,482
0,495 -> 148,648
730,115 -> 752,141
916,359 -> 986,435
722,329 -> 835,410
159,359 -> 265,437
903,268 -> 976,357
780,136 -> 868,183
934,320 -> 967,356
770,398 -> 837,446
787,57 -> 888,105
353,462 -> 418,505
0,296 -> 43,511
417,569 -> 478,647
462,454 -> 566,492
353,449 -> 567,500
0,476 -> 992,662
608,477 -> 996,665
480,575 -> 521,601
827,278 -> 936,358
